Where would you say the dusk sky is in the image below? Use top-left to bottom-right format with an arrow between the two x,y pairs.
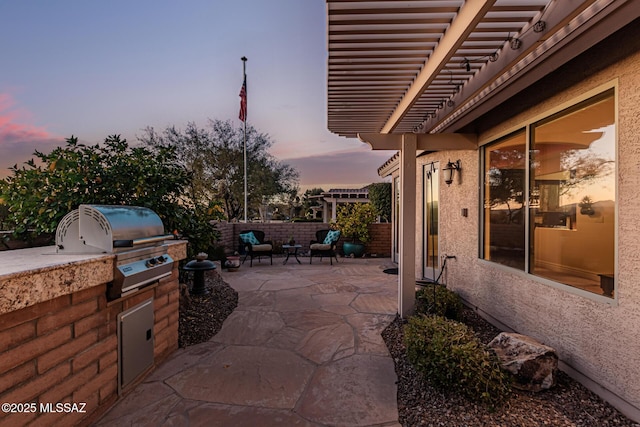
0,1 -> 393,192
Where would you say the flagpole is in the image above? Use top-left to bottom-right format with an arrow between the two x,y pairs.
241,56 -> 248,223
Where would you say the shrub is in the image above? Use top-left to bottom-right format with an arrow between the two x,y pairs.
415,284 -> 464,321
368,182 -> 391,222
404,314 -> 511,407
1,135 -> 222,257
336,203 -> 377,243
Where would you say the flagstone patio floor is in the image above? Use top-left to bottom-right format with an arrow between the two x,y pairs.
95,257 -> 400,427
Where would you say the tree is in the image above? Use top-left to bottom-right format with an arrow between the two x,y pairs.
285,191 -> 303,219
301,187 -> 325,218
486,148 -> 526,223
559,149 -> 614,197
487,168 -> 525,223
140,120 -> 299,221
367,182 -> 391,222
1,135 -> 222,255
267,189 -> 302,221
336,203 -> 377,243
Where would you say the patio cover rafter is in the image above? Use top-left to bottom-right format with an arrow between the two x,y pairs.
327,0 -> 639,138
380,0 -> 496,134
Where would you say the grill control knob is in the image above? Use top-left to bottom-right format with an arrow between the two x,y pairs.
156,255 -> 166,263
146,258 -> 157,267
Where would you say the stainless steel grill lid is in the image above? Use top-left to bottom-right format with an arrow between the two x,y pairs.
55,205 -> 176,300
56,204 -> 173,253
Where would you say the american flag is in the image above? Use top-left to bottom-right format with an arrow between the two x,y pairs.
239,78 -> 247,122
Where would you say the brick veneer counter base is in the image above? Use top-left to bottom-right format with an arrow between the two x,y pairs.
0,240 -> 187,427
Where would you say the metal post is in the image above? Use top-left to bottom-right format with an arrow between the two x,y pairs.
399,133 -> 417,318
241,56 -> 248,223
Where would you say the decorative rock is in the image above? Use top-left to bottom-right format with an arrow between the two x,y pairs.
488,332 -> 558,392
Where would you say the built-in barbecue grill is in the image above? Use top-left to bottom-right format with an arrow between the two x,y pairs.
56,204 -> 175,300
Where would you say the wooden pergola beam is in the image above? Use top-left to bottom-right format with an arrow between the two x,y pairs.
358,133 -> 478,151
380,0 -> 496,134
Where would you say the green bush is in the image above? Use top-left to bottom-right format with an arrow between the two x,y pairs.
1,135 -> 222,258
336,203 -> 377,243
404,314 -> 511,407
368,182 -> 391,222
415,284 -> 464,321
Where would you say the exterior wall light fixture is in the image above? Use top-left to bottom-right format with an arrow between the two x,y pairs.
533,20 -> 546,33
443,159 -> 461,186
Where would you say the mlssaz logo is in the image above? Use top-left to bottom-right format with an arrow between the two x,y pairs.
40,402 -> 87,413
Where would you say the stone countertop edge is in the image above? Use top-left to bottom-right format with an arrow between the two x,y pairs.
0,240 -> 188,316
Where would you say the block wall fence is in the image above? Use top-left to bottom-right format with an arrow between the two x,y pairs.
213,222 -> 392,257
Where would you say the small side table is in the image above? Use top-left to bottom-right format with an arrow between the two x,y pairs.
282,244 -> 302,265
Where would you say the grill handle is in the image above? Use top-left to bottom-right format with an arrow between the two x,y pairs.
113,234 -> 177,248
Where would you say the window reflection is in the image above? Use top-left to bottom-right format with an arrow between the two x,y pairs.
483,132 -> 527,270
530,91 -> 615,297
482,90 -> 616,298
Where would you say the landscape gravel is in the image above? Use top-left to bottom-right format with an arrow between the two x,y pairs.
178,273 -> 638,426
178,271 -> 238,348
382,308 -> 639,427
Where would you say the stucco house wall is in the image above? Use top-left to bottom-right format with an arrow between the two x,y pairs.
411,47 -> 640,418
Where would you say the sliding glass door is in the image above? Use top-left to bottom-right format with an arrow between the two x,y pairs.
423,163 -> 440,280
393,176 -> 400,263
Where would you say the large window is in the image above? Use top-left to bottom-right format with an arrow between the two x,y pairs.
483,132 -> 527,270
482,89 -> 616,298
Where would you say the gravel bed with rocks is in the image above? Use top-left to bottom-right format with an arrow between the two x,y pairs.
178,271 -> 238,348
178,272 -> 637,426
382,308 -> 639,427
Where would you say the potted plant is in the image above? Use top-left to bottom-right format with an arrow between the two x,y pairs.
579,196 -> 595,216
335,203 -> 377,257
224,254 -> 241,271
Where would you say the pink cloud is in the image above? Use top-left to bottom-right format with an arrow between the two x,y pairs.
0,94 -> 51,140
0,93 -> 62,177
0,122 -> 52,141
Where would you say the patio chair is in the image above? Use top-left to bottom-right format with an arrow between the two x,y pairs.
239,230 -> 273,266
309,229 -> 341,265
